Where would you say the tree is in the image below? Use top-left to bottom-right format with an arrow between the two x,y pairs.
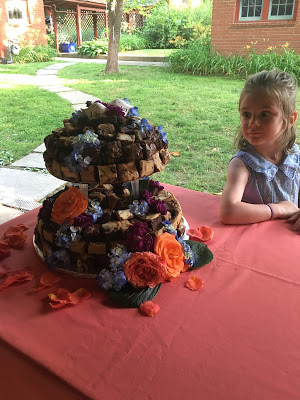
104,0 -> 124,73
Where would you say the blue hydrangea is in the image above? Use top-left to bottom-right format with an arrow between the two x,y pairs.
177,237 -> 195,267
158,125 -> 168,144
69,109 -> 85,124
140,118 -> 153,133
128,106 -> 139,118
162,220 -> 178,238
74,130 -> 100,148
97,245 -> 130,292
88,200 -> 103,222
129,200 -> 150,216
45,248 -> 71,269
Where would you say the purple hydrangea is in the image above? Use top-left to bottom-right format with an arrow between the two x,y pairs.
126,221 -> 154,252
149,180 -> 164,192
74,213 -> 94,228
38,199 -> 55,222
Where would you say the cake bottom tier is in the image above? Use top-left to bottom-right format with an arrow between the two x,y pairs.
34,182 -> 186,278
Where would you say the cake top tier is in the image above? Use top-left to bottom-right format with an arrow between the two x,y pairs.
43,99 -> 171,185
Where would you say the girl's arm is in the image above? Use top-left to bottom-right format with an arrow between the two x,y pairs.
220,158 -> 299,224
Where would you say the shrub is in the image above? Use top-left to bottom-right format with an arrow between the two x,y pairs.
170,40 -> 300,82
141,0 -> 212,49
77,39 -> 108,57
13,44 -> 58,63
119,33 -> 150,51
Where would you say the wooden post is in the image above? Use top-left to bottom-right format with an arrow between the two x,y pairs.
93,13 -> 98,39
76,4 -> 82,47
104,10 -> 108,38
51,6 -> 59,51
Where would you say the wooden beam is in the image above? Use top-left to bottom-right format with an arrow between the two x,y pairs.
51,6 -> 59,51
93,13 -> 98,39
76,4 -> 82,47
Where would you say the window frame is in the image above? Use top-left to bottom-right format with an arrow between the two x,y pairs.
236,0 -> 296,22
6,0 -> 28,24
239,0 -> 264,21
268,0 -> 295,20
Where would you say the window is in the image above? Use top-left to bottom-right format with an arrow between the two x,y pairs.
269,0 -> 295,19
6,1 -> 28,23
238,0 -> 296,21
240,0 -> 263,21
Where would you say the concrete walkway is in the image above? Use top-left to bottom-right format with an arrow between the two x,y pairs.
0,57 -> 166,223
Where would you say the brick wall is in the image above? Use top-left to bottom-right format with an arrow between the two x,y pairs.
0,0 -> 47,58
211,0 -> 300,55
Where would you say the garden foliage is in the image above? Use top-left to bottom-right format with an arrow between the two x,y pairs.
13,44 -> 58,63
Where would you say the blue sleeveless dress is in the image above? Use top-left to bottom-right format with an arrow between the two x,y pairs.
231,144 -> 300,205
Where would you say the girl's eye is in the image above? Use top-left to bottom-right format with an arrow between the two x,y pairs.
242,112 -> 251,119
261,111 -> 270,118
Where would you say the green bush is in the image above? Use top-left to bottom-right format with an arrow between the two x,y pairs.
77,39 -> 109,57
119,33 -> 150,51
170,41 -> 300,82
13,44 -> 58,63
141,0 -> 212,49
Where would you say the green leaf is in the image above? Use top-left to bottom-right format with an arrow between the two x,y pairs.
109,284 -> 161,308
186,240 -> 213,269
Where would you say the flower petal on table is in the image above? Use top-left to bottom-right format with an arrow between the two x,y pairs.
186,228 -> 203,242
49,287 -> 91,308
0,264 -> 11,279
3,225 -> 27,249
0,240 -> 11,259
0,268 -> 34,290
187,226 -> 214,242
33,271 -> 61,292
198,226 -> 214,241
139,301 -> 160,317
185,275 -> 204,291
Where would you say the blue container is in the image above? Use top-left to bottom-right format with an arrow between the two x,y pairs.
61,43 -> 76,53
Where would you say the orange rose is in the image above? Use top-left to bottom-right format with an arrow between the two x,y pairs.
154,232 -> 185,280
123,251 -> 167,289
51,186 -> 88,225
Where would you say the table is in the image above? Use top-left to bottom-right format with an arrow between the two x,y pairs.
1,184 -> 300,400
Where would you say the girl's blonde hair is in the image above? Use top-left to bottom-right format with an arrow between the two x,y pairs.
235,69 -> 298,153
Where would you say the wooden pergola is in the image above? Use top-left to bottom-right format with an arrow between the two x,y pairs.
43,0 -> 107,51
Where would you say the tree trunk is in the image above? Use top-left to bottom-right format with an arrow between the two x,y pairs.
104,0 -> 124,73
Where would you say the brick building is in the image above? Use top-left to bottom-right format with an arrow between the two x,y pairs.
211,0 -> 300,55
0,0 -> 47,58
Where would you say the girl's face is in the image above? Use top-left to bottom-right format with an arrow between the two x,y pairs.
239,89 -> 286,149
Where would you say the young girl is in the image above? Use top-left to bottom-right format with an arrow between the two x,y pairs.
220,69 -> 300,229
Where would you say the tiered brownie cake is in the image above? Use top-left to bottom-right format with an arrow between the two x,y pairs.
34,99 -> 185,277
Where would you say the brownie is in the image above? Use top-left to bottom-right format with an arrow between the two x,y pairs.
122,142 -> 143,163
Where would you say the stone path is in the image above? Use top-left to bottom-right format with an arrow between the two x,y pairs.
0,57 -> 166,223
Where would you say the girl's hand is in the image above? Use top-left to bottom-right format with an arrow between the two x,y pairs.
287,210 -> 300,232
270,201 -> 300,219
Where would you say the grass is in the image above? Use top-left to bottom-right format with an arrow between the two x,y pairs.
0,84 -> 72,162
57,63 -> 243,192
119,49 -> 173,57
0,61 -> 60,76
1,61 -> 299,193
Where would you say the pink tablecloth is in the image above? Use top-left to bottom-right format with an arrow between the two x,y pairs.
1,184 -> 300,400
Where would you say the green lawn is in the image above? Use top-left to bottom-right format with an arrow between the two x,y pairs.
1,62 -> 299,193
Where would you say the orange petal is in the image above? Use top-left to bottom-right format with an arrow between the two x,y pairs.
0,268 -> 34,290
69,288 -> 91,304
0,240 -> 11,258
182,262 -> 191,272
186,228 -> 203,242
49,287 -> 91,308
185,275 -> 204,291
34,271 -> 61,292
170,151 -> 180,157
139,301 -> 160,317
198,226 -> 214,241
